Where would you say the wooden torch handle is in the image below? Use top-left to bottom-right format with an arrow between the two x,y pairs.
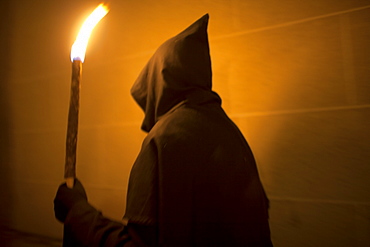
65,60 -> 82,188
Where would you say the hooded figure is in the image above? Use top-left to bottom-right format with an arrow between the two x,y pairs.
125,14 -> 272,246
54,14 -> 272,247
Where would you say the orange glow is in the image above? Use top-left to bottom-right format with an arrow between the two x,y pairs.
70,3 -> 109,62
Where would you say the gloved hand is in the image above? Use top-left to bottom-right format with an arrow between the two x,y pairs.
54,179 -> 88,223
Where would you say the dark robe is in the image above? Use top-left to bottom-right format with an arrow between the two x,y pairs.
64,14 -> 272,247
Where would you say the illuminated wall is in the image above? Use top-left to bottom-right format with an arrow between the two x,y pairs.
0,0 -> 369,246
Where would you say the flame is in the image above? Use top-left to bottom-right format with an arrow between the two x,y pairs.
70,3 -> 109,62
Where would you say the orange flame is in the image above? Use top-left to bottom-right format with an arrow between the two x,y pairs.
70,3 -> 109,62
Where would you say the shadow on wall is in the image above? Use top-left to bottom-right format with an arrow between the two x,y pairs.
0,0 -> 13,230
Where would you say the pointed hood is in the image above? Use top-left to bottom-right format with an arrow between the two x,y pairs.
131,14 -> 221,132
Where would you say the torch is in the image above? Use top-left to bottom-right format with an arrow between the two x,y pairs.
65,4 -> 109,188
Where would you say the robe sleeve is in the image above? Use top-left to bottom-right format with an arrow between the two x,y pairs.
63,200 -> 134,247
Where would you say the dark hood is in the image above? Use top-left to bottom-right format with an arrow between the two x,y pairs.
131,14 -> 221,132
